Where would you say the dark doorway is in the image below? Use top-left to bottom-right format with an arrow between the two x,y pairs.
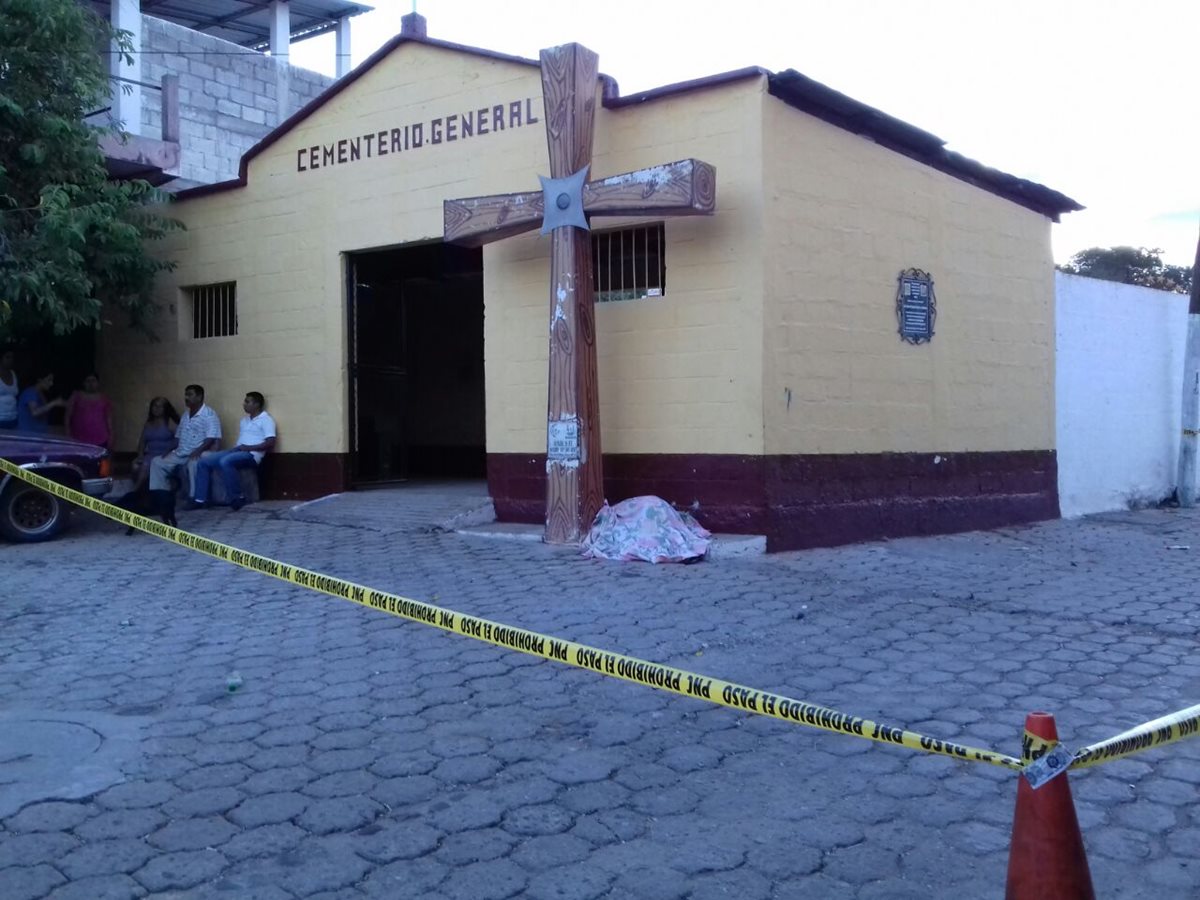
347,242 -> 485,485
7,325 -> 96,433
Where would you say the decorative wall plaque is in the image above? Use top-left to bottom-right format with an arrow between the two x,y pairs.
896,268 -> 936,344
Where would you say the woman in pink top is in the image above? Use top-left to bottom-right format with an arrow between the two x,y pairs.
65,373 -> 114,448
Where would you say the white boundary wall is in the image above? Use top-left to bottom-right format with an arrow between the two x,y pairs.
1056,272 -> 1188,516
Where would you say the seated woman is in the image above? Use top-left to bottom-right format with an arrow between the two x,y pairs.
17,373 -> 66,432
131,396 -> 181,491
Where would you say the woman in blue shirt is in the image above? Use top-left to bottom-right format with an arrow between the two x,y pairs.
17,373 -> 65,433
131,396 -> 181,491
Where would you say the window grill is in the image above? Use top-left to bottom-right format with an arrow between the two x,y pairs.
592,223 -> 665,303
189,282 -> 238,339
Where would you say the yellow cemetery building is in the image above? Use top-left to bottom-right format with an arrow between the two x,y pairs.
100,15 -> 1081,551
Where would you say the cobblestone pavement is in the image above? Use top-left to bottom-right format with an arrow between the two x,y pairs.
2,488 -> 1199,899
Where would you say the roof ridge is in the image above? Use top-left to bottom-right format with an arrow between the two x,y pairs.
176,34 -> 1082,218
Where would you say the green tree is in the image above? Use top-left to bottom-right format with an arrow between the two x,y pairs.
0,0 -> 180,339
1058,245 -> 1193,294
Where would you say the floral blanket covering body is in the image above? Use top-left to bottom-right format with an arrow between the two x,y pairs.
581,495 -> 711,563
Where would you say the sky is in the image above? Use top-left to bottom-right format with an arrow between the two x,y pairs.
290,0 -> 1200,267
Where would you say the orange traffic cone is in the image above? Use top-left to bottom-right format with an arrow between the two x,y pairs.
1005,711 -> 1095,899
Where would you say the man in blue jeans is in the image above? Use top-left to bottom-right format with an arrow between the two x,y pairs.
188,391 -> 276,511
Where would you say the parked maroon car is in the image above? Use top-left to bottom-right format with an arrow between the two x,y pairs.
0,431 -> 113,542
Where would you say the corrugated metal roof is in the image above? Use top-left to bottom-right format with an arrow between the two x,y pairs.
91,0 -> 374,49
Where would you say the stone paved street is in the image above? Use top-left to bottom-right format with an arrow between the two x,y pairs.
1,486 -> 1199,899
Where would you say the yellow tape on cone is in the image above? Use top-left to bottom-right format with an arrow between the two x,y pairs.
1,458 -> 1028,770
1022,730 -> 1058,761
1070,703 -> 1200,770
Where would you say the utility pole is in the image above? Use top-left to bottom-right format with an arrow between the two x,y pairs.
1176,222 -> 1200,506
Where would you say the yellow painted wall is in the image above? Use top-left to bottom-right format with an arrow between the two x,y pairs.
101,45 -> 1054,464
102,43 -> 551,452
485,78 -> 765,455
761,96 -> 1056,455
100,43 -> 766,458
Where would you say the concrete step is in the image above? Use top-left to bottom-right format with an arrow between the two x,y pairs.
454,522 -> 766,559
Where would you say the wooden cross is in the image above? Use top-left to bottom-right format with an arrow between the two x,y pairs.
444,43 -> 716,544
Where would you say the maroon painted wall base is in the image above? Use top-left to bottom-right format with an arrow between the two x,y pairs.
113,450 -> 351,502
260,453 -> 350,500
487,450 -> 1059,552
253,449 -> 1059,552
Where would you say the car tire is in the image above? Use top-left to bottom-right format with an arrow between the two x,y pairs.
0,482 -> 71,543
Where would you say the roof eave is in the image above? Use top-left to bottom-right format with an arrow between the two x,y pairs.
176,32 -> 542,202
767,70 -> 1083,221
176,39 -> 1083,222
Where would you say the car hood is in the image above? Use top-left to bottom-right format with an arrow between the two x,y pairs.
0,430 -> 108,460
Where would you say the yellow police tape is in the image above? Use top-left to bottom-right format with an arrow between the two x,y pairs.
1022,730 -> 1057,762
1069,703 -> 1200,770
3,456 -> 1190,775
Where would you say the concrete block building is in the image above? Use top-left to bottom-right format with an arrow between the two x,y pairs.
90,0 -> 369,188
98,14 -> 1082,550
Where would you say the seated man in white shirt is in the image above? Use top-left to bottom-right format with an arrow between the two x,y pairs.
149,384 -> 222,496
188,391 -> 276,511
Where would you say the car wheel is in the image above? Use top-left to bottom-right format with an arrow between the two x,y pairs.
0,482 -> 71,543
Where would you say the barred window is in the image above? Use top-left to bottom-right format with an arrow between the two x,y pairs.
189,282 -> 238,339
592,223 -> 665,303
